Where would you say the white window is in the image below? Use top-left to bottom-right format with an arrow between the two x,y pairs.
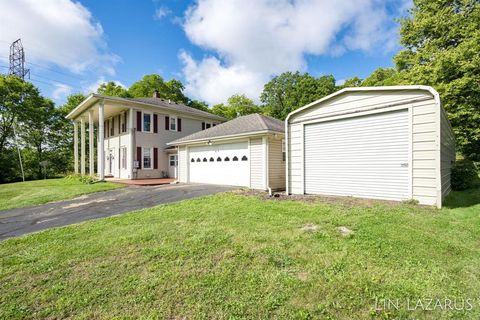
282,139 -> 286,162
143,112 -> 152,132
170,116 -> 177,131
121,147 -> 127,169
169,155 -> 178,166
143,147 -> 153,169
120,112 -> 127,133
109,118 -> 114,136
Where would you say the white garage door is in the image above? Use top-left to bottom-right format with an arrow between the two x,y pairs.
189,141 -> 250,186
304,110 -> 410,201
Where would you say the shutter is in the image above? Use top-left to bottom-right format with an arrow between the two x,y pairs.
104,121 -> 107,138
112,117 -> 114,136
153,114 -> 158,133
153,148 -> 158,169
202,122 -> 205,130
124,112 -> 127,132
136,111 -> 142,131
118,115 -> 121,134
106,120 -> 109,137
118,148 -> 121,169
178,118 -> 182,132
137,147 -> 142,169
165,116 -> 170,130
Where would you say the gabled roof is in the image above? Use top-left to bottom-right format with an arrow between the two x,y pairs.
66,94 -> 226,122
168,113 -> 284,145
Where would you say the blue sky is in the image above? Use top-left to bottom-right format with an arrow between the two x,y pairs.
0,0 -> 409,106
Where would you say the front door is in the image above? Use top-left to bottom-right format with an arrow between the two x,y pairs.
108,148 -> 114,176
169,154 -> 178,179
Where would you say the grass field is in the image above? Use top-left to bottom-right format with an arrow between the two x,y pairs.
0,178 -> 124,211
0,188 -> 479,319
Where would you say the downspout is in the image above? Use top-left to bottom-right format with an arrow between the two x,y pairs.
284,115 -> 290,194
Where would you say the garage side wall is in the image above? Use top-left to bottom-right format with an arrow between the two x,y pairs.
250,138 -> 266,190
440,110 -> 455,198
268,136 -> 286,191
178,146 -> 188,182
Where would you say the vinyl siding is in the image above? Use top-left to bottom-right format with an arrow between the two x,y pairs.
268,137 -> 286,190
250,137 -> 265,189
287,88 -> 454,207
178,146 -> 188,182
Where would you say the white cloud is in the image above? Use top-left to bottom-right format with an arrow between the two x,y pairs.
84,77 -> 126,95
0,0 -> 118,75
154,6 -> 171,20
181,0 -> 406,104
52,83 -> 72,100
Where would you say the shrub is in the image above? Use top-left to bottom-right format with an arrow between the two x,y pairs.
451,160 -> 479,191
64,174 -> 98,185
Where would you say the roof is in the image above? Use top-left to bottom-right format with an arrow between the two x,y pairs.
286,85 -> 439,123
168,113 -> 284,145
66,94 -> 226,122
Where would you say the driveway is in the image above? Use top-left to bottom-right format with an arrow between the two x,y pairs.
0,183 -> 234,240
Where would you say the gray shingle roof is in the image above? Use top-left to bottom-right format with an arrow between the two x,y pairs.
168,113 -> 284,145
124,97 -> 226,122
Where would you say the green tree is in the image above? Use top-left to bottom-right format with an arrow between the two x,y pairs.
342,76 -> 363,88
394,0 -> 480,158
97,81 -> 130,98
128,74 -> 189,104
361,68 -> 398,87
260,72 -> 336,120
211,94 -> 261,120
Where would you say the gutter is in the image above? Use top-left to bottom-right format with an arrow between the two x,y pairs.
167,130 -> 285,146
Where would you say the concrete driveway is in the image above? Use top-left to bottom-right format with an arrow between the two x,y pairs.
0,183 -> 234,240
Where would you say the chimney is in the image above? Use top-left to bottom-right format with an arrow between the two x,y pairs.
153,90 -> 160,98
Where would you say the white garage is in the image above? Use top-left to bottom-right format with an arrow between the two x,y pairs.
168,113 -> 286,191
286,86 -> 455,208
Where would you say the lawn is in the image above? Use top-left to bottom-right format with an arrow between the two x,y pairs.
0,189 -> 479,319
0,178 -> 124,211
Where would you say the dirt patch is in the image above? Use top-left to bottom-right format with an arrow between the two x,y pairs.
301,223 -> 319,232
338,226 -> 353,236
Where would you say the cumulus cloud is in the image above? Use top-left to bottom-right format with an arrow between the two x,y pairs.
154,6 -> 172,20
180,0 -> 406,104
0,0 -> 118,75
52,83 -> 73,101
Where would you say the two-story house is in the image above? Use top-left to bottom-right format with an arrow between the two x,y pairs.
66,91 -> 226,180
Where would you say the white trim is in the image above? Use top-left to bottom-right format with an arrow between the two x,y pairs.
167,130 -> 284,146
408,106 -> 413,199
169,115 -> 177,131
142,111 -> 153,133
300,123 -> 305,194
285,118 -> 289,194
142,147 -> 154,170
264,136 -> 269,190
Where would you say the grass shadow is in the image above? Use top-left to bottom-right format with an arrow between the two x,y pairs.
443,187 -> 480,209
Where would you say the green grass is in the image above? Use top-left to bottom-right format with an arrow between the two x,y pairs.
0,178 -> 124,211
0,189 -> 479,319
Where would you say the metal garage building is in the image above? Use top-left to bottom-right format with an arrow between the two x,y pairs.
286,86 -> 455,208
168,113 -> 286,191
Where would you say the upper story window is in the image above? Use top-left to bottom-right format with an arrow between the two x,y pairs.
170,116 -> 177,131
109,118 -> 114,136
121,112 -> 127,133
143,112 -> 152,132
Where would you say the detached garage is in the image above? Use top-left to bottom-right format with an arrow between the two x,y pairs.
286,86 -> 455,208
168,113 -> 286,191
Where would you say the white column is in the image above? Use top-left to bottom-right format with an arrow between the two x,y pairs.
88,110 -> 94,176
98,101 -> 105,180
73,121 -> 79,174
80,117 -> 86,175
129,107 -> 135,179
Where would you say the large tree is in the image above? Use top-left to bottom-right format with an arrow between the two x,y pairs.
212,94 -> 262,120
97,81 -> 130,98
260,72 -> 336,120
393,0 -> 480,158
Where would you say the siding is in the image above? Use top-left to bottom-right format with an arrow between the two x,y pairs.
268,137 -> 286,190
440,109 -> 455,198
250,137 -> 265,189
288,123 -> 303,193
178,146 -> 188,182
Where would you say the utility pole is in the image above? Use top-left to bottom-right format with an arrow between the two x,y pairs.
9,39 -> 29,182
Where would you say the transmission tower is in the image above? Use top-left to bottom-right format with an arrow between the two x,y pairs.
9,39 -> 30,79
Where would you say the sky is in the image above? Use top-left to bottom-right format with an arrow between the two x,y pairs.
0,0 -> 411,106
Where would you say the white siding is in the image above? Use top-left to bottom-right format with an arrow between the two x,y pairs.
287,87 -> 454,207
268,137 -> 286,190
250,137 -> 265,190
178,146 -> 188,182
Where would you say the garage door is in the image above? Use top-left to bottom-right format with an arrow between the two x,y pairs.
189,141 -> 250,186
304,110 -> 410,201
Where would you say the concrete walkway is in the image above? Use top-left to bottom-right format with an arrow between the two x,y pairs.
0,183 -> 234,240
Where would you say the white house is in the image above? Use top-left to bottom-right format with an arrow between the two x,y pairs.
66,92 -> 225,180
285,86 -> 455,208
167,113 -> 286,191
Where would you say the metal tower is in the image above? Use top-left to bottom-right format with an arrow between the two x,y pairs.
9,39 -> 30,79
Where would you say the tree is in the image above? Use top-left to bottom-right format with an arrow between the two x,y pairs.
211,94 -> 262,120
97,81 -> 130,98
260,72 -> 336,120
128,74 -> 189,104
361,68 -> 398,87
393,0 -> 480,158
342,76 -> 363,88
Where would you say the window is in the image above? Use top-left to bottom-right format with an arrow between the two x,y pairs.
170,116 -> 177,131
191,158 -> 195,163
202,157 -> 207,162
217,157 -> 222,161
209,157 -> 214,162
169,155 -> 178,167
143,113 -> 152,132
121,147 -> 127,169
241,155 -> 248,161
143,147 -> 152,169
232,156 -> 238,161
224,156 -> 230,161
121,112 -> 127,133
196,158 -> 201,162
206,123 -> 211,129
109,118 -> 114,136
282,139 -> 286,161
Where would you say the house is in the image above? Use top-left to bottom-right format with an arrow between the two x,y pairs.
66,91 -> 226,180
167,113 -> 286,191
286,85 -> 455,208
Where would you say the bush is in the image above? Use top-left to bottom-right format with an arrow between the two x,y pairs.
64,174 -> 99,185
451,160 -> 479,191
